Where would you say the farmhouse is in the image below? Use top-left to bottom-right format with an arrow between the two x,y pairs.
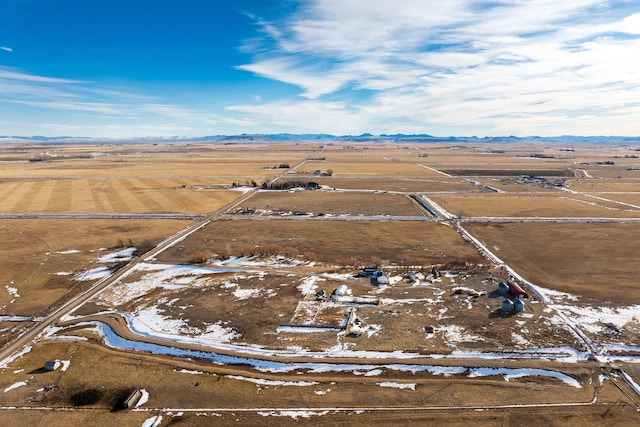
361,266 -> 382,278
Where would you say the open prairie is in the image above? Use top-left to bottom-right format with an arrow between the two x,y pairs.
430,193 -> 640,218
2,141 -> 640,426
465,222 -> 640,302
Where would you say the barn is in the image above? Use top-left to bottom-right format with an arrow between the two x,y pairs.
507,280 -> 528,299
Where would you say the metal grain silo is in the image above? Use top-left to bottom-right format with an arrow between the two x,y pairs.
498,282 -> 509,296
514,298 -> 525,312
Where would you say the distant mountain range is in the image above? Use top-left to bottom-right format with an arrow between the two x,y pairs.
2,134 -> 640,144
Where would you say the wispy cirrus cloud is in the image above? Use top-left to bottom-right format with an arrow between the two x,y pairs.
0,46 -> 12,52
0,66 -> 223,136
234,0 -> 640,135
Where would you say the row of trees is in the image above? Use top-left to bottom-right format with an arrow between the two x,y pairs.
189,244 -> 318,264
116,238 -> 156,256
332,256 -> 478,271
260,180 -> 319,190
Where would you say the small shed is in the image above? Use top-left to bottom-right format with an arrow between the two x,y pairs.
44,360 -> 61,371
501,299 -> 514,313
375,275 -> 390,286
123,389 -> 143,409
335,284 -> 351,297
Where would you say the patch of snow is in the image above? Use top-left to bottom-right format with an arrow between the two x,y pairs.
320,272 -> 354,281
4,381 -> 27,393
297,276 -> 319,296
95,263 -> 240,305
0,316 -> 45,322
97,248 -> 136,263
177,369 -> 203,375
0,345 -> 32,368
74,266 -> 111,281
440,325 -> 482,346
136,389 -> 149,407
512,332 -> 529,345
227,375 -> 319,387
314,389 -> 331,395
378,382 -> 416,390
5,286 -> 19,298
55,271 -> 73,276
258,410 -> 329,420
129,307 -> 240,343
233,288 -> 261,300
56,249 -> 80,255
141,415 -> 162,427
553,304 -> 640,334
468,367 -> 581,388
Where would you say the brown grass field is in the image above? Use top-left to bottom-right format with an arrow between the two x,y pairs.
2,141 -> 640,425
235,190 -> 424,216
430,193 -> 640,218
0,218 -> 187,316
2,338 -> 636,427
289,176 -> 483,192
155,219 -> 484,266
466,222 -> 640,302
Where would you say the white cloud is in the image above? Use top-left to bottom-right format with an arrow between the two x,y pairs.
236,0 -> 640,135
0,66 -> 223,136
0,46 -> 13,52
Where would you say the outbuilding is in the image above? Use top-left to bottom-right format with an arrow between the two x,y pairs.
123,389 -> 143,409
514,298 -> 525,312
497,282 -> 509,296
501,299 -> 514,313
375,275 -> 390,286
507,280 -> 529,299
44,360 -> 61,371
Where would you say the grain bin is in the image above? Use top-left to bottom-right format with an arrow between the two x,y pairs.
514,298 -> 525,312
501,299 -> 514,313
498,282 -> 509,296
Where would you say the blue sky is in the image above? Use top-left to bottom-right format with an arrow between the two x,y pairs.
1,0 -> 639,137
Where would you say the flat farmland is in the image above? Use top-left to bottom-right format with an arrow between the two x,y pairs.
235,190 -> 424,216
473,178 -> 561,193
419,151 -> 573,170
0,218 -> 187,316
565,179 -> 640,192
309,176 -> 482,192
0,178 -> 241,214
592,193 -> 640,208
0,156 -> 291,179
466,222 -> 640,302
3,141 -> 640,426
298,161 -> 442,176
155,219 -> 484,265
429,194 -> 640,218
582,166 -> 640,179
